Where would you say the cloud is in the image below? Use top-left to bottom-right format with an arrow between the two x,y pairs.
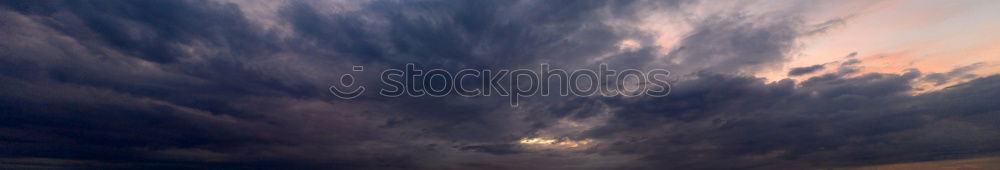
845,51 -> 859,58
842,58 -> 862,65
663,13 -> 801,74
458,144 -> 523,155
922,62 -> 984,86
1,0 -> 999,169
788,64 -> 826,76
585,71 -> 1000,169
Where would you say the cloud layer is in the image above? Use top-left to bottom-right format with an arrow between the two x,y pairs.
1,0 -> 998,169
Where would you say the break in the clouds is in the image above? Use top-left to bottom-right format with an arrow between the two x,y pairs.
1,0 -> 999,169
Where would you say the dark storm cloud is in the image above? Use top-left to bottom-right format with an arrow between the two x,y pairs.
273,0 -> 690,146
2,0 -> 277,64
1,0 -> 999,169
585,70 -> 1000,169
788,64 -> 826,76
457,144 -> 523,155
0,0 -> 399,169
282,0 -> 689,68
0,0 -> 691,168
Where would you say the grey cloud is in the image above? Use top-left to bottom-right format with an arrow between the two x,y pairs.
458,144 -> 523,155
842,58 -> 861,65
664,13 -> 801,74
0,0 -> 689,168
788,64 -> 826,76
1,0 -> 999,169
922,62 -> 984,86
282,0 -> 690,69
845,51 -> 858,58
584,70 -> 1000,169
804,17 -> 849,36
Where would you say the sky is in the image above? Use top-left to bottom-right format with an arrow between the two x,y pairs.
1,0 -> 999,169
